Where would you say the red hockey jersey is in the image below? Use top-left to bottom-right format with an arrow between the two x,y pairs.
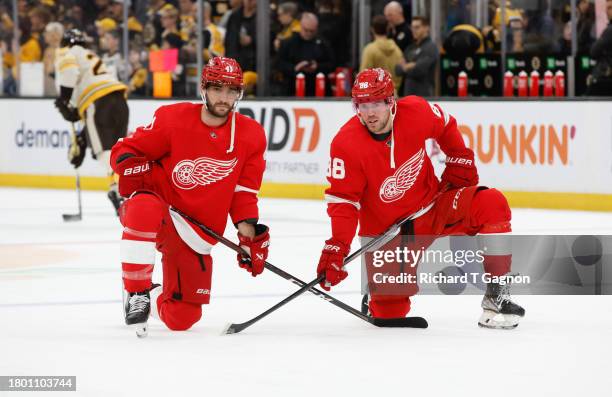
325,96 -> 468,245
111,102 -> 267,243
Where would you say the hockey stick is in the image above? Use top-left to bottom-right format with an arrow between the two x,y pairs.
170,208 -> 429,333
62,123 -> 83,222
215,189 -> 447,334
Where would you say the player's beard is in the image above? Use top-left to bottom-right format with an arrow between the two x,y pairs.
205,94 -> 234,119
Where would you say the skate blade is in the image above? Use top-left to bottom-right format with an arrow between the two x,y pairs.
478,310 -> 520,330
133,322 -> 148,338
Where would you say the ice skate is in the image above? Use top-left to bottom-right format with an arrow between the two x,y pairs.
123,289 -> 152,338
478,277 -> 525,330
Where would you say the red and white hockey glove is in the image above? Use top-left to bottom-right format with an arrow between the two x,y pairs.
237,224 -> 270,277
317,239 -> 350,291
115,154 -> 151,197
441,148 -> 479,188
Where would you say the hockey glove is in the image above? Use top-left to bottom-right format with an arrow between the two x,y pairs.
237,224 -> 270,277
115,154 -> 151,197
68,129 -> 87,168
317,239 -> 350,291
54,98 -> 81,122
441,148 -> 479,188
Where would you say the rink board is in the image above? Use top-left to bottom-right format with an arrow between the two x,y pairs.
1,98 -> 611,210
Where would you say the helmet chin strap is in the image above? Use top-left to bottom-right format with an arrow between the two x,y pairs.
389,100 -> 397,169
200,88 -> 209,110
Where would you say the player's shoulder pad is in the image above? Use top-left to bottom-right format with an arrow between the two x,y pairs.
155,102 -> 199,118
234,111 -> 267,143
396,95 -> 430,112
333,115 -> 362,144
69,45 -> 87,56
329,116 -> 363,156
57,46 -> 76,59
397,95 -> 447,122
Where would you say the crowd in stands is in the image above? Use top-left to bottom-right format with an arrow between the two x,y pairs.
0,0 -> 610,97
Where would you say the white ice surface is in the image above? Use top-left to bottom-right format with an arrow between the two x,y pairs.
1,188 -> 611,396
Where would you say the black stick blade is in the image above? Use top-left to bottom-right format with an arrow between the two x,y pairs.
370,316 -> 428,328
222,322 -> 249,335
62,213 -> 82,222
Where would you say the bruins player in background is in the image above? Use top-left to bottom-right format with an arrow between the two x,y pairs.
53,29 -> 129,214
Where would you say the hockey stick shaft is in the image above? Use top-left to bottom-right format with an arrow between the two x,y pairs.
62,123 -> 83,221
71,121 -> 82,216
170,208 -> 395,327
76,170 -> 82,214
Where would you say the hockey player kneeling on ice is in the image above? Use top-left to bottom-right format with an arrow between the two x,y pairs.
316,68 -> 524,329
53,29 -> 129,215
110,57 -> 269,335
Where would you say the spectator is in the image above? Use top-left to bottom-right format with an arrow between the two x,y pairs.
277,12 -> 335,96
62,4 -> 85,31
28,6 -> 51,36
522,0 -> 557,54
274,1 -> 300,51
587,0 -> 612,95
446,0 -> 470,31
17,19 -> 41,64
577,0 -> 595,55
384,1 -> 412,52
202,1 -> 225,60
127,48 -> 148,96
491,0 -> 523,30
159,4 -> 180,42
316,0 -> 348,65
178,0 -> 196,42
96,17 -> 118,40
184,1 -> 225,62
219,0 -> 242,29
82,0 -> 112,27
559,19 -> 572,56
144,0 -> 168,49
42,21 -> 63,96
443,24 -> 485,57
224,0 -> 257,72
360,15 -> 403,94
486,0 -> 525,52
1,5 -> 14,40
102,29 -> 130,82
108,0 -> 124,23
395,16 -> 438,97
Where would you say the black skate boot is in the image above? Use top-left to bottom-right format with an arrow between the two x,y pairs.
478,277 -> 525,330
361,294 -> 370,316
123,289 -> 151,337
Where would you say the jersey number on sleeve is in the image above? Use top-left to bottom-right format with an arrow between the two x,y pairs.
327,158 -> 345,179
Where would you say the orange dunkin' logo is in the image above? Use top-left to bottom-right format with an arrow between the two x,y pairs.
172,157 -> 237,190
458,124 -> 575,165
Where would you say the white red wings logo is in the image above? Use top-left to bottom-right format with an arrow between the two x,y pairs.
172,157 -> 238,190
379,149 -> 425,203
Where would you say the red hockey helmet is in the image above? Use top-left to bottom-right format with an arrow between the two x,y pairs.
200,56 -> 244,91
351,68 -> 395,105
